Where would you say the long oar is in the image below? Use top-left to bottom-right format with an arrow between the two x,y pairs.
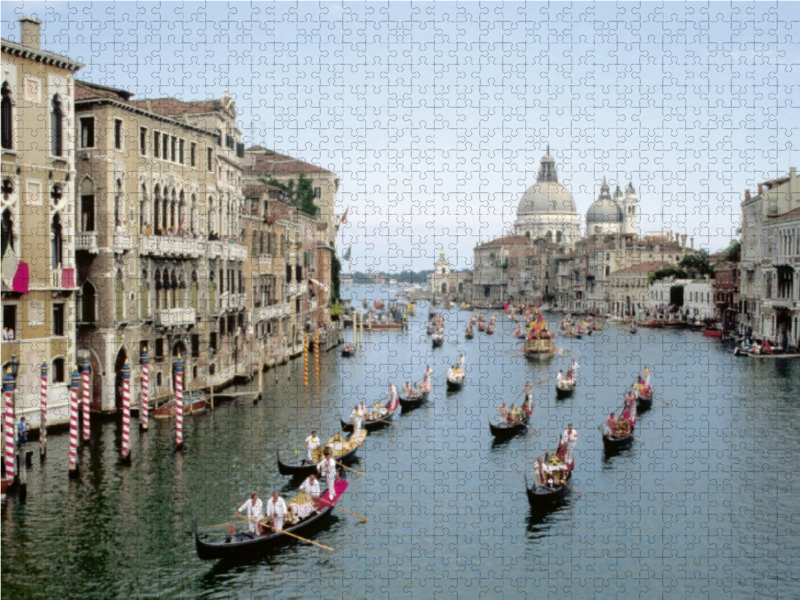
562,481 -> 582,498
199,520 -> 238,530
506,417 -> 540,435
328,503 -> 368,523
256,519 -> 335,552
335,461 -> 364,476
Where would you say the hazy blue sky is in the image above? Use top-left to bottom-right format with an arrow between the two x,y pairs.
3,2 -> 798,271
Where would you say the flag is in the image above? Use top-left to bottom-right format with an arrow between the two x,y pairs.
340,207 -> 349,225
342,246 -> 352,262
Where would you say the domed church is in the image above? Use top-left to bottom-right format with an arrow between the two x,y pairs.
513,147 -> 581,245
586,178 -> 639,236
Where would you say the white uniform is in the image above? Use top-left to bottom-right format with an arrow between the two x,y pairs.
560,428 -> 578,465
304,434 -> 320,463
458,355 -> 466,369
535,462 -> 566,487
237,497 -> 264,534
352,406 -> 365,435
556,372 -> 563,384
317,457 -> 337,500
300,476 -> 321,498
265,496 -> 287,531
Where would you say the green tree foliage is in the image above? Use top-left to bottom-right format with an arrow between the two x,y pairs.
648,267 -> 690,285
330,252 -> 342,302
258,174 -> 318,217
678,249 -> 714,278
721,239 -> 741,263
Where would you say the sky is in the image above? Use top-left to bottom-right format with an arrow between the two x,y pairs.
3,2 -> 799,271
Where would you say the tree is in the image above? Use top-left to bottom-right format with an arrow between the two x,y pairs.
722,239 -> 741,263
330,252 -> 342,302
679,249 -> 713,278
258,174 -> 318,217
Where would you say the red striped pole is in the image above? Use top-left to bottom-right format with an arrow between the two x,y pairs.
175,354 -> 183,450
39,362 -> 47,459
314,328 -> 320,381
68,368 -> 80,477
140,349 -> 149,431
121,360 -> 131,462
81,355 -> 90,443
3,369 -> 15,486
303,334 -> 309,386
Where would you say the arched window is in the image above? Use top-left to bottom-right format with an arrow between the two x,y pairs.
154,269 -> 162,309
115,270 -> 125,321
170,270 -> 178,307
208,273 -> 216,313
169,188 -> 177,230
190,193 -> 198,233
51,213 -> 63,268
178,190 -> 185,232
525,231 -> 530,239
191,271 -> 199,310
114,179 -> 124,227
139,271 -> 150,320
1,206 -> 14,255
546,231 -> 554,243
139,183 -> 148,233
80,281 -> 97,323
1,82 -> 12,150
51,94 -> 63,156
52,358 -> 66,384
80,178 -> 95,232
605,266 -> 611,277
556,230 -> 563,243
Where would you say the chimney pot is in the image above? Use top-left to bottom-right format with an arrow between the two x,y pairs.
18,16 -> 42,50
758,184 -> 763,195
744,189 -> 751,200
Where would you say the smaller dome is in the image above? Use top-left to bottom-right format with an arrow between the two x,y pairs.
587,198 -> 623,224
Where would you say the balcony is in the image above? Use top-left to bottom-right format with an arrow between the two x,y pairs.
139,235 -> 204,259
258,256 -> 274,271
218,292 -> 247,313
249,302 -> 292,322
76,231 -> 99,254
155,307 -> 196,327
207,241 -> 248,262
51,267 -> 76,289
762,298 -> 798,310
113,233 -> 134,253
309,299 -> 319,313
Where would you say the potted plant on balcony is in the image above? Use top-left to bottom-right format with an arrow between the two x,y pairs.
265,215 -> 276,225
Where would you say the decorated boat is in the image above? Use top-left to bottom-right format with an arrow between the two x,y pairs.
445,367 -> 466,391
525,449 -> 572,511
555,375 -> 576,398
277,430 -> 367,478
524,309 -> 556,360
153,391 -> 207,421
426,322 -> 436,335
432,331 -> 444,347
341,400 -> 398,432
489,407 -> 530,440
341,344 -> 355,358
398,389 -> 430,411
465,326 -> 474,340
194,470 -> 348,560
485,324 -> 495,335
632,381 -> 653,407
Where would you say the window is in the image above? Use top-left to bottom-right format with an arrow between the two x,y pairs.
179,139 -> 185,163
206,147 -> 214,171
51,95 -> 63,156
114,119 -> 123,150
52,358 -> 65,384
220,316 -> 226,336
225,134 -> 234,149
190,142 -> 197,166
170,136 -> 176,161
191,334 -> 200,358
1,82 -> 12,150
139,127 -> 147,155
51,213 -> 63,268
153,131 -> 160,157
53,303 -> 65,336
295,265 -> 302,282
236,142 -> 245,158
155,338 -> 164,360
209,332 -> 217,351
161,133 -> 168,160
314,186 -> 321,198
3,304 -> 16,339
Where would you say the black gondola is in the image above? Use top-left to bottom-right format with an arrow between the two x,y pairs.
446,377 -> 464,392
465,330 -> 474,340
194,470 -> 346,560
602,431 -> 634,451
555,381 -> 575,399
432,334 -> 444,348
341,347 -> 354,357
488,416 -> 529,440
398,390 -> 429,411
524,472 -> 571,511
276,431 -> 365,478
341,409 -> 397,432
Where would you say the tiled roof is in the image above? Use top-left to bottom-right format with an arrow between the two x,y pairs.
245,149 -> 335,176
474,235 -> 530,249
128,97 -> 233,116
75,80 -> 133,101
611,261 -> 674,275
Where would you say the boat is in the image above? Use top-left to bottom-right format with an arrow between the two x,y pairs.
734,349 -> 800,359
399,389 -> 429,411
432,332 -> 444,347
524,452 -> 572,511
465,326 -> 474,340
341,401 -> 398,432
477,322 -> 486,332
513,327 -> 526,339
629,324 -> 638,334
640,319 -> 664,328
602,430 -> 635,451
701,328 -> 723,338
406,302 -> 416,316
489,412 -> 530,440
194,470 -> 348,560
633,382 -> 653,407
153,391 -> 207,421
445,368 -> 466,391
485,324 -> 495,335
555,376 -> 576,398
460,302 -> 472,310
426,322 -> 436,335
341,344 -> 355,358
277,430 -> 367,478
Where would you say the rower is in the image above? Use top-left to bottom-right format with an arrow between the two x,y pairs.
458,353 -> 466,370
402,381 -> 412,398
352,404 -> 364,436
304,430 -> 320,464
235,491 -> 263,535
641,365 -> 651,386
524,381 -> 533,403
386,384 -> 401,412
624,393 -> 637,425
556,370 -> 564,384
317,449 -> 337,500
560,424 -> 578,468
265,491 -> 287,532
299,473 -> 321,499
571,359 -> 579,376
521,397 -> 533,417
497,401 -> 510,422
605,412 -> 617,437
446,366 -> 456,381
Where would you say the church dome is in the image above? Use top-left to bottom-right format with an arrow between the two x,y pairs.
516,149 -> 577,216
586,178 -> 623,226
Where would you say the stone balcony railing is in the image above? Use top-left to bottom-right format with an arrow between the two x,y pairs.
207,241 -> 248,262
75,231 -> 99,253
139,235 -> 204,259
258,256 -> 274,271
113,233 -> 134,253
155,307 -> 196,327
249,302 -> 292,323
218,292 -> 247,313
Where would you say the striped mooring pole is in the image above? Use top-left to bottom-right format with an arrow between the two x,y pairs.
175,354 -> 184,450
120,360 -> 131,463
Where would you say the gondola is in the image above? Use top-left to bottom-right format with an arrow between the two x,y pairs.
398,390 -> 429,411
341,345 -> 355,358
555,378 -> 575,398
465,328 -> 474,340
602,430 -> 634,451
524,471 -> 571,511
629,325 -> 638,334
341,406 -> 397,432
432,333 -> 444,348
277,430 -> 366,478
634,385 -> 653,408
489,416 -> 529,440
194,470 -> 347,560
446,371 -> 465,391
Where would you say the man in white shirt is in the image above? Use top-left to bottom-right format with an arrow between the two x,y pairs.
265,491 -> 287,532
299,473 -> 321,499
458,354 -> 466,369
556,370 -> 564,384
317,449 -> 338,500
235,491 -> 263,534
560,424 -> 578,466
304,430 -> 320,463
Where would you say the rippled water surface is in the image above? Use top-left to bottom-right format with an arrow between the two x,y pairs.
3,287 -> 799,599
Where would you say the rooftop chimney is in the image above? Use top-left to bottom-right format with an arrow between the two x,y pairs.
690,236 -> 694,250
744,189 -> 751,200
18,16 -> 42,50
757,184 -> 763,195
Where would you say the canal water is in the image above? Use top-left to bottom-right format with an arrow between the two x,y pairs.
3,286 -> 799,599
